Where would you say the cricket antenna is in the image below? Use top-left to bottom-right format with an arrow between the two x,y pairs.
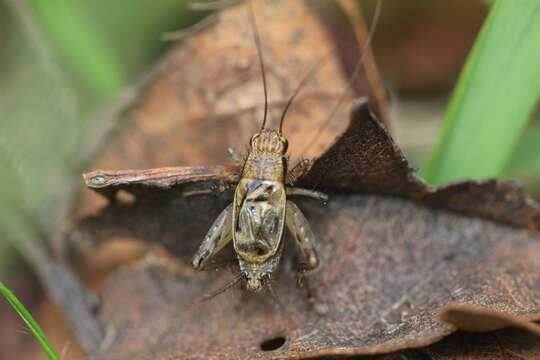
278,56 -> 327,134
301,0 -> 383,155
200,273 -> 243,303
248,0 -> 269,130
264,276 -> 289,314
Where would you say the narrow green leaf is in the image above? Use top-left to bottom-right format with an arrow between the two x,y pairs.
504,124 -> 540,177
421,0 -> 540,185
0,281 -> 61,360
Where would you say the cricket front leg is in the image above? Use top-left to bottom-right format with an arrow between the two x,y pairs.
286,160 -> 328,202
192,203 -> 234,270
227,147 -> 245,164
182,180 -> 237,198
286,159 -> 312,185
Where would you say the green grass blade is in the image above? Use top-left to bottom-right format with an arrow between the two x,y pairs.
503,124 -> 540,177
0,281 -> 61,360
421,0 -> 540,185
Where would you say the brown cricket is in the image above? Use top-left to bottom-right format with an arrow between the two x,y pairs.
83,0 -> 381,299
191,0 -> 382,296
191,2 -> 328,294
192,128 -> 328,292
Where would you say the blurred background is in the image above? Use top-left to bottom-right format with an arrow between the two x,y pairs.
0,0 -> 539,357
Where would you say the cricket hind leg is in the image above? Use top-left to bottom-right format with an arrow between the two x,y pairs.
192,203 -> 234,269
285,200 -> 327,314
285,200 -> 320,272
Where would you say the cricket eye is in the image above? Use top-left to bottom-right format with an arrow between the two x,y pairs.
250,134 -> 260,147
280,138 -> 288,152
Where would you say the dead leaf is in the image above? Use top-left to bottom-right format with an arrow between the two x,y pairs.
298,102 -> 540,230
373,327 -> 540,359
77,105 -> 540,359
67,1 -> 540,359
439,304 -> 540,334
424,327 -> 540,359
72,180 -> 540,359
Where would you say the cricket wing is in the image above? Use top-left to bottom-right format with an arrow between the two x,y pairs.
233,179 -> 286,263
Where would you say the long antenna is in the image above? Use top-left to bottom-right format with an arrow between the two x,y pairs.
201,274 -> 243,302
248,0 -> 269,130
264,276 -> 289,314
278,56 -> 327,134
301,0 -> 383,155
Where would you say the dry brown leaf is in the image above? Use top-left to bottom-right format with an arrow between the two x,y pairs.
425,327 -> 540,359
439,304 -> 540,334
68,1 -> 540,359
374,327 -> 540,359
297,103 -> 540,230
77,101 -> 540,359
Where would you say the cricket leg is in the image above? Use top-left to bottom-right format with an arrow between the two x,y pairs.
227,147 -> 245,164
286,200 -> 327,313
182,180 -> 236,198
192,203 -> 234,269
286,159 -> 312,185
182,148 -> 242,198
286,187 -> 328,202
200,258 -> 238,272
286,160 -> 328,202
285,200 -> 320,278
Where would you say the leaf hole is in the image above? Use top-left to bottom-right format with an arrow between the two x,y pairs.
260,335 -> 286,351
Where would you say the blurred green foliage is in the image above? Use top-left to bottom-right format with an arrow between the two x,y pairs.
505,124 -> 540,178
0,0 -> 202,268
422,0 -> 540,184
25,0 -> 202,98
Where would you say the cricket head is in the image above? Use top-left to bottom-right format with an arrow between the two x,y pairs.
245,271 -> 265,292
250,129 -> 288,155
239,256 -> 280,292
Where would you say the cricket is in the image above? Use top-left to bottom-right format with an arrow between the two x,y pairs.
191,2 -> 329,296
191,0 -> 380,298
